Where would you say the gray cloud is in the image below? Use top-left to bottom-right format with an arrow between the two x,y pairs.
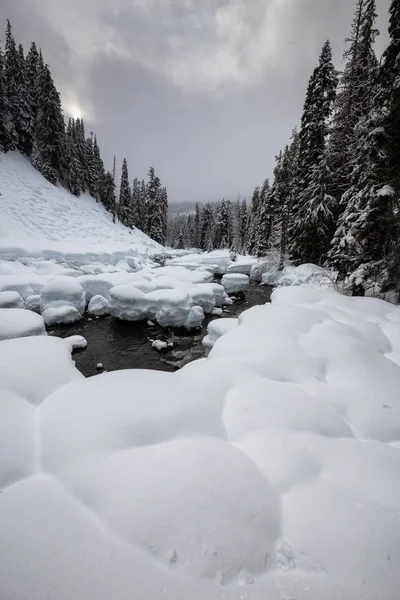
0,0 -> 392,202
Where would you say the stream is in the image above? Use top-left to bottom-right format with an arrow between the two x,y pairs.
50,283 -> 272,377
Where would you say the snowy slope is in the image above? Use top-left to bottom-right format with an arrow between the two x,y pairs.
0,152 -> 162,261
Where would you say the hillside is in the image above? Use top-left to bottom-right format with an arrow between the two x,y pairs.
0,152 -> 162,262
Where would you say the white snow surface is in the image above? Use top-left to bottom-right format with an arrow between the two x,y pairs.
0,151 -> 162,262
0,308 -> 46,340
1,285 -> 400,599
221,273 -> 250,293
203,317 -> 238,351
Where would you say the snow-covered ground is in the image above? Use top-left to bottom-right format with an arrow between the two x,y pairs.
0,152 -> 162,263
1,285 -> 400,599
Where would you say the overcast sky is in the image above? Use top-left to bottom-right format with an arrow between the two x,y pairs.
0,0 -> 392,203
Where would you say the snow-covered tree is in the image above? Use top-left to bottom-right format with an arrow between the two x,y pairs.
200,203 -> 214,250
33,62 -> 66,184
237,199 -> 249,252
193,202 -> 201,248
291,40 -> 338,264
119,158 -> 132,227
0,43 -> 14,152
214,198 -> 231,248
65,118 -> 83,196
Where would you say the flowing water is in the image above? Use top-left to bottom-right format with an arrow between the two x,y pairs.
50,283 -> 272,377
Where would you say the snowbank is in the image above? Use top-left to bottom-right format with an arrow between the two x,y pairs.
168,250 -> 255,276
0,308 -> 46,340
2,285 -> 400,598
203,318 -> 238,351
221,273 -> 250,293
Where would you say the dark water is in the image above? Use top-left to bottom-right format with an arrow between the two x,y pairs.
50,283 -> 272,377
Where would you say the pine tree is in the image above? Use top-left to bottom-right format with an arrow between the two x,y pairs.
33,62 -> 66,184
161,186 -> 168,244
328,0 -> 399,291
85,133 -> 97,198
145,167 -> 161,237
25,41 -> 39,131
119,158 -> 132,227
193,202 -> 201,248
248,186 -> 261,253
0,43 -> 14,152
200,203 -> 214,251
13,44 -> 34,155
214,198 -> 231,248
291,40 -> 338,264
3,20 -> 18,148
65,118 -> 82,195
93,134 -> 105,200
329,0 -> 379,202
238,199 -> 249,253
99,171 -> 116,215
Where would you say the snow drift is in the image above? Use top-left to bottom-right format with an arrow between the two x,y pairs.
1,285 -> 400,600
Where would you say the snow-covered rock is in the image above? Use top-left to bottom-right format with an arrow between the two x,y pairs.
226,257 -> 257,276
40,276 -> 86,314
25,294 -> 41,313
0,290 -> 24,308
42,306 -> 83,326
203,318 -> 238,351
109,285 -> 149,321
88,295 -> 110,317
152,339 -> 168,351
221,273 -> 250,293
64,335 -> 88,351
0,308 -> 46,340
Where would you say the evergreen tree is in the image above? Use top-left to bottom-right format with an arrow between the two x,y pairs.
214,198 -> 231,248
33,62 -> 66,184
291,40 -> 338,264
93,135 -> 105,200
119,158 -> 132,227
99,171 -> 116,215
193,202 -> 201,248
329,0 -> 379,202
0,43 -> 14,152
14,43 -> 33,155
161,186 -> 168,244
200,203 -> 214,250
131,178 -> 142,229
238,199 -> 249,253
65,118 -> 82,195
85,133 -> 97,198
145,167 -> 161,238
248,186 -> 261,253
25,41 -> 39,132
3,20 -> 18,148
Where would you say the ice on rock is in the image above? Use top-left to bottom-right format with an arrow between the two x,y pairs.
221,273 -> 249,293
203,318 -> 238,351
40,276 -> 86,314
0,307 -> 46,340
42,306 -> 83,326
88,294 -> 110,317
0,290 -> 24,308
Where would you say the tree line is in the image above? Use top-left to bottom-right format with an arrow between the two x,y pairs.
171,0 -> 400,297
0,20 -> 168,244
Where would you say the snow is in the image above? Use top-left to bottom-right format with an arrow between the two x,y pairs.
168,250 -> 255,276
0,151 -> 162,262
0,308 -> 46,340
42,305 -> 83,326
0,290 -> 24,308
262,262 -> 336,288
40,276 -> 86,313
221,273 -> 250,293
152,339 -> 168,351
88,294 -> 110,316
203,318 -> 238,351
64,335 -> 88,351
2,286 -> 400,598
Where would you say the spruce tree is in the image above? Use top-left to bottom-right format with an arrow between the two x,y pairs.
25,41 -> 39,131
3,20 -> 18,148
214,198 -> 231,248
145,167 -> 161,237
238,199 -> 249,253
248,186 -> 261,253
14,43 -> 34,155
200,203 -> 214,251
193,202 -> 201,248
291,40 -> 338,264
0,43 -> 14,152
119,158 -> 132,227
329,0 -> 379,202
65,118 -> 82,195
99,171 -> 116,215
33,62 -> 66,184
85,133 -> 97,198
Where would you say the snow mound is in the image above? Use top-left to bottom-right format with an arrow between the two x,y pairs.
2,285 -> 400,599
0,151 -> 162,262
88,295 -> 110,316
0,308 -> 46,340
40,276 -> 86,313
168,250 -> 255,276
0,290 -> 24,308
221,273 -> 250,293
203,318 -> 238,351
